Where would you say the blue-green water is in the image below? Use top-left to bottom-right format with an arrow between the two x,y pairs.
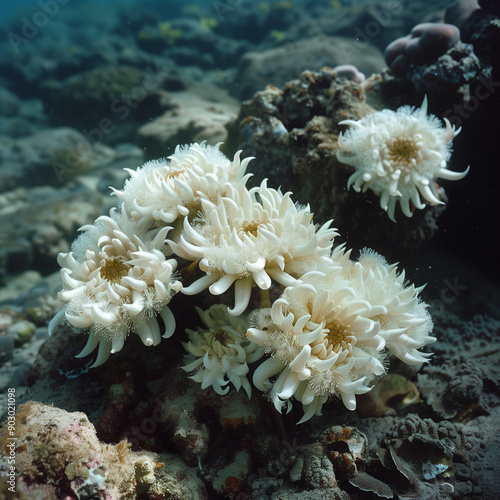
0,0 -> 499,498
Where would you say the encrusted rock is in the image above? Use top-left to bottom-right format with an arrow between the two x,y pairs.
0,401 -> 190,499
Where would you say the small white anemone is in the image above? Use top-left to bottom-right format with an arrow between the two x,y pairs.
182,304 -> 264,397
113,142 -> 251,228
48,208 -> 181,368
169,179 -> 337,316
336,97 -> 469,221
247,270 -> 386,423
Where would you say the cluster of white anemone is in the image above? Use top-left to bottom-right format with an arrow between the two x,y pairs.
336,97 -> 469,221
51,142 -> 436,422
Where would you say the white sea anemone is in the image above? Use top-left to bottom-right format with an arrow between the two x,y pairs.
336,97 -> 469,221
247,270 -> 386,423
182,304 -> 264,397
113,142 -> 251,228
49,208 -> 181,367
169,179 -> 337,316
350,249 -> 435,364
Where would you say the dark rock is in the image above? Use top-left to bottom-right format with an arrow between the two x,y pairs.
233,35 -> 385,99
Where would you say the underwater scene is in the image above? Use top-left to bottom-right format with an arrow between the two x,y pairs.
0,0 -> 499,498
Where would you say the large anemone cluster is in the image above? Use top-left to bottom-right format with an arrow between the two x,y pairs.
51,142 -> 435,422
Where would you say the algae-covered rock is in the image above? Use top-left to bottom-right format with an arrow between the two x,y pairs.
0,128 -> 97,193
0,401 -> 206,499
9,320 -> 36,346
44,65 -> 169,144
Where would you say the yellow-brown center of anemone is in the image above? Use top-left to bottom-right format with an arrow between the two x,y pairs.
240,219 -> 262,237
100,257 -> 129,283
165,167 -> 186,180
387,137 -> 419,167
324,319 -> 350,350
212,328 -> 235,347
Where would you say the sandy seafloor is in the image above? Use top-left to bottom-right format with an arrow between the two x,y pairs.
0,0 -> 499,498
